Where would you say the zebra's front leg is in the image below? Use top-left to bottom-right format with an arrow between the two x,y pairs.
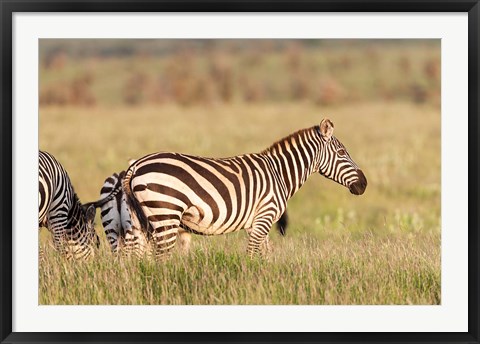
39,245 -> 45,264
247,231 -> 272,256
49,221 -> 68,255
262,236 -> 273,255
246,218 -> 273,258
38,227 -> 45,263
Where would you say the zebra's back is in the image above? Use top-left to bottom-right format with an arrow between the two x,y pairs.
128,151 -> 284,236
39,151 -> 75,226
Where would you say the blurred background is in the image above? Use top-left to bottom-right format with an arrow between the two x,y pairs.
40,39 -> 440,107
39,39 -> 441,305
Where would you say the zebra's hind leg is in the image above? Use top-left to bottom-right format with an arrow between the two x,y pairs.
132,227 -> 149,258
122,226 -> 137,257
177,229 -> 191,253
151,224 -> 179,260
105,228 -> 121,254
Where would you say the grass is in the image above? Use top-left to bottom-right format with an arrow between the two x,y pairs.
40,230 -> 439,305
39,101 -> 440,305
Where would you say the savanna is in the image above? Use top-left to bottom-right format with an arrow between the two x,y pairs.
39,39 -> 440,305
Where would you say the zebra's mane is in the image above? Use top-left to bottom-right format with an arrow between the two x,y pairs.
260,126 -> 318,156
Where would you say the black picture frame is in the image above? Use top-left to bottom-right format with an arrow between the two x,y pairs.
1,1 -> 479,343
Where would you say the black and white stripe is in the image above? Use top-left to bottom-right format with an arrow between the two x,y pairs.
97,171 -> 151,256
123,118 -> 367,258
98,170 -> 288,256
39,150 -> 99,260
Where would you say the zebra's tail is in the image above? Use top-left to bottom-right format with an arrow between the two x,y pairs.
275,211 -> 288,236
89,172 -> 124,209
90,188 -> 120,209
122,166 -> 149,233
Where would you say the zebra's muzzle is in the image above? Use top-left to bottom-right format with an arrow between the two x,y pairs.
349,169 -> 367,195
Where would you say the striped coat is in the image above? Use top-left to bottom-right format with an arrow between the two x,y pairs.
123,119 -> 366,258
97,170 -> 289,257
39,150 -> 99,260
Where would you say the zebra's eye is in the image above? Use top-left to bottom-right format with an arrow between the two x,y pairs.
337,149 -> 346,157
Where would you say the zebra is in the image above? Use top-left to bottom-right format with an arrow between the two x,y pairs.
123,118 -> 367,259
97,171 -> 189,257
97,170 -> 290,257
39,150 -> 99,260
96,171 -> 152,257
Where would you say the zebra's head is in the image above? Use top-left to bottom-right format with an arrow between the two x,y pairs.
316,118 -> 367,195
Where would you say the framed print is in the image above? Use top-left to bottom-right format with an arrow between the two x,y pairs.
1,1 -> 479,343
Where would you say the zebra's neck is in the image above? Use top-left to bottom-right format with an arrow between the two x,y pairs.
262,126 -> 322,200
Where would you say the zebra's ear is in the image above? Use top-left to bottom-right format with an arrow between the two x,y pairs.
320,118 -> 334,140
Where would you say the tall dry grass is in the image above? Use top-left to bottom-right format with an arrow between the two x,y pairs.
40,230 -> 439,305
39,101 -> 440,305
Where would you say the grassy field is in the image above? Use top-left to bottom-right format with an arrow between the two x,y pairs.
39,101 -> 441,305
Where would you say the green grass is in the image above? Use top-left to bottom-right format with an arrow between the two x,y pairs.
39,101 -> 440,305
